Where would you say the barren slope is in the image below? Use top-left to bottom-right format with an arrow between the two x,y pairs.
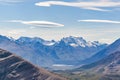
0,49 -> 67,80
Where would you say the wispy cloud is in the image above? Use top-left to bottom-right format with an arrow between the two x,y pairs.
0,0 -> 28,5
35,1 -> 120,11
78,19 -> 120,24
8,20 -> 64,28
0,0 -> 26,4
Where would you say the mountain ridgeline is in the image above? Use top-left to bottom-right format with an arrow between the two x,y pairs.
81,38 -> 120,65
0,49 -> 67,80
0,35 -> 107,68
59,38 -> 120,80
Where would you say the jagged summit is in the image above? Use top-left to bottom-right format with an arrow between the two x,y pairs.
17,37 -> 45,43
16,36 -> 105,47
17,36 -> 56,46
60,36 -> 105,47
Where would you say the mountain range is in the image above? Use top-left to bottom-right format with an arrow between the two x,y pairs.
0,34 -> 120,80
57,38 -> 120,80
0,35 -> 107,68
0,49 -> 67,80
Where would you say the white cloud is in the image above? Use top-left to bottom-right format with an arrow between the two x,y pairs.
78,19 -> 120,24
35,1 -> 120,11
9,20 -> 64,28
0,0 -> 25,3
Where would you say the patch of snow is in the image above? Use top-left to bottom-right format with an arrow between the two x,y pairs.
70,43 -> 78,47
43,42 -> 55,46
0,55 -> 13,61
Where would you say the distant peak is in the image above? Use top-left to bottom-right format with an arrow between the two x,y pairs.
62,36 -> 85,41
17,36 -> 44,42
63,36 -> 84,39
60,36 -> 106,47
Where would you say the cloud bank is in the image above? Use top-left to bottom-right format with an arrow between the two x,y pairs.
9,20 -> 64,28
35,1 -> 120,11
78,19 -> 120,24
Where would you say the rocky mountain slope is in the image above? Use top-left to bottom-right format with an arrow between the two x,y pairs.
56,38 -> 120,80
0,35 -> 107,68
80,51 -> 120,74
0,49 -> 67,80
81,38 -> 120,65
59,51 -> 120,80
76,51 -> 120,80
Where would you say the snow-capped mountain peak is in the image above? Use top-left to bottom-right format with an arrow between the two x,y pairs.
60,36 -> 104,47
17,37 -> 44,43
0,35 -> 108,67
16,37 -> 56,46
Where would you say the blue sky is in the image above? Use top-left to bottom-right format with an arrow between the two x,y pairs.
0,0 -> 120,43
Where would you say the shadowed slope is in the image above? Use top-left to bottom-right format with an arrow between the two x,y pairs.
0,49 -> 67,80
81,38 -> 120,65
67,51 -> 120,80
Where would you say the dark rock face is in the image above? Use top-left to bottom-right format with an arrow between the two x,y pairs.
0,49 -> 67,80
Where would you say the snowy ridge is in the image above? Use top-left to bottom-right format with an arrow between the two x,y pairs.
16,36 -> 105,47
61,36 -> 105,47
17,37 -> 56,46
0,35 -> 107,68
